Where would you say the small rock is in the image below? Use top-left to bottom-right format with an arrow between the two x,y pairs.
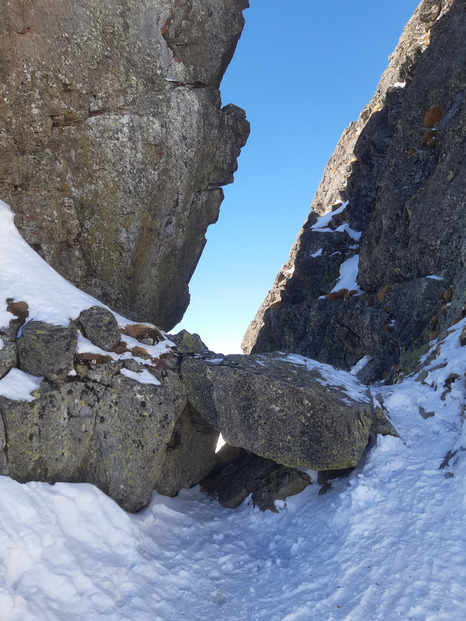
419,406 -> 435,419
170,329 -> 209,354
78,306 -> 121,351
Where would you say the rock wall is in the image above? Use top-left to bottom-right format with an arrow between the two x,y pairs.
0,0 -> 249,330
243,0 -> 465,382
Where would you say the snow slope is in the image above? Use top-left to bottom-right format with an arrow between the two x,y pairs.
1,200 -> 465,620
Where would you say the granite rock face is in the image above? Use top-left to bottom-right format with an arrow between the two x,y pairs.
243,0 -> 465,382
181,353 -> 373,471
0,0 -> 249,330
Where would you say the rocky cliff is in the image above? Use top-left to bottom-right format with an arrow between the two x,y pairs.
243,0 -> 465,383
0,0 -> 249,330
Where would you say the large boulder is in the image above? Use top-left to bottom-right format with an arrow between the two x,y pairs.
0,0 -> 249,330
0,369 -> 186,513
181,352 -> 373,471
243,0 -> 465,382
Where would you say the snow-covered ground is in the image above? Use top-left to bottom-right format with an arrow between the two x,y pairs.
1,200 -> 465,620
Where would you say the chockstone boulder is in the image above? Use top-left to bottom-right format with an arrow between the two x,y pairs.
181,352 -> 374,471
0,300 -> 379,512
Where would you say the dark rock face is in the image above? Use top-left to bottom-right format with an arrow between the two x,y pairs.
201,445 -> 311,511
181,352 -> 373,471
243,0 -> 465,382
0,0 -> 249,330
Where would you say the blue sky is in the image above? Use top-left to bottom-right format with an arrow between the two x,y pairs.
175,0 -> 420,353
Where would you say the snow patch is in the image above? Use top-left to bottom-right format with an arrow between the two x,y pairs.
0,368 -> 43,402
350,355 -> 372,375
120,368 -> 161,386
310,201 -> 362,241
311,200 -> 349,231
283,353 -> 371,404
0,199 -> 125,328
330,254 -> 364,294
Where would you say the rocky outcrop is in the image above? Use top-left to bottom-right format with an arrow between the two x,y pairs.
0,284 -> 376,512
181,352 -> 373,471
243,0 -> 465,382
0,0 -> 249,330
0,303 -> 188,512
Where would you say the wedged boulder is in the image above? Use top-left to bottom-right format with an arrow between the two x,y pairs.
77,306 -> 121,351
181,352 -> 373,471
17,321 -> 78,381
0,369 -> 185,513
154,402 -> 218,497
